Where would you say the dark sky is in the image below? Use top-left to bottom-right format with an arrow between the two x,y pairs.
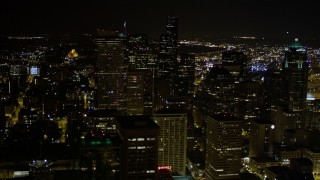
1,0 -> 319,39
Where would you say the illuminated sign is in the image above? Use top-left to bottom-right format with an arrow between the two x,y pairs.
29,66 -> 40,76
158,166 -> 172,170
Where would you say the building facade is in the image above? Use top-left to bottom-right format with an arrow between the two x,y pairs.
205,114 -> 242,179
95,30 -> 127,112
116,116 -> 160,179
154,110 -> 187,175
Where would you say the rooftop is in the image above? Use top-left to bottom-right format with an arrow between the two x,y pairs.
290,158 -> 313,166
116,116 -> 159,129
250,156 -> 278,163
86,109 -> 117,117
253,118 -> 273,125
155,108 -> 187,115
288,38 -> 305,51
210,113 -> 240,122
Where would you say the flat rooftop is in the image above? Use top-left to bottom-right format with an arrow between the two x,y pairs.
209,113 -> 240,122
116,116 -> 159,129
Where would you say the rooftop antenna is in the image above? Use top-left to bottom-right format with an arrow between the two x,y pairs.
123,20 -> 127,36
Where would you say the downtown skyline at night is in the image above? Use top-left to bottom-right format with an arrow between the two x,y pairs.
1,1 -> 320,180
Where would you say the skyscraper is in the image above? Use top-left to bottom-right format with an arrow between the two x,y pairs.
270,39 -> 309,144
304,99 -> 320,130
249,118 -> 275,158
153,109 -> 187,175
95,30 -> 127,112
116,116 -> 160,180
127,71 -> 145,115
221,50 -> 248,82
263,67 -> 283,113
236,81 -> 261,131
158,16 -> 178,96
282,38 -> 308,113
175,54 -> 195,98
205,114 -> 242,179
202,67 -> 236,116
127,34 -> 157,71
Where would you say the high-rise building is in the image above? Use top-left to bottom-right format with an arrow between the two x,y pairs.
84,110 -> 118,136
116,116 -> 160,180
304,99 -> 320,130
236,81 -> 262,130
249,118 -> 275,158
205,114 -> 242,179
201,67 -> 236,116
271,39 -> 309,145
282,38 -> 308,113
153,109 -> 187,175
80,136 -> 121,179
95,30 -> 127,112
262,68 -> 283,113
175,54 -> 195,98
158,16 -> 178,96
127,71 -> 145,115
166,16 -> 178,40
127,34 -> 157,71
154,78 -> 170,112
221,50 -> 248,82
127,70 -> 154,116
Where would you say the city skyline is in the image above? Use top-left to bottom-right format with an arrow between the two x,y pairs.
1,2 -> 320,179
1,0 -> 319,40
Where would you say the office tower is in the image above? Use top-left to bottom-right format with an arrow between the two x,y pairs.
271,39 -> 309,145
128,34 -> 148,69
202,67 -> 236,116
249,118 -> 275,158
262,68 -> 283,113
84,110 -> 117,136
304,99 -> 320,130
273,39 -> 309,133
95,30 -> 127,112
127,71 -> 145,115
142,70 -> 154,116
80,136 -> 120,179
9,64 -> 28,95
236,81 -> 262,130
128,34 -> 157,70
175,54 -> 195,98
116,116 -> 160,180
127,70 -> 153,116
158,16 -> 178,96
282,38 -> 308,113
154,79 -> 170,112
153,109 -> 187,175
221,50 -> 248,82
272,106 -> 304,144
166,16 -> 178,40
205,114 -> 242,179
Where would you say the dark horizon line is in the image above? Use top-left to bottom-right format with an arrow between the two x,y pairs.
1,31 -> 320,46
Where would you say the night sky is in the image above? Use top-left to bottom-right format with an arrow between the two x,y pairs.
1,0 -> 319,39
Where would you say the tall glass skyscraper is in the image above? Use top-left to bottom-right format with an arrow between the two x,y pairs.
282,38 -> 308,112
159,16 -> 178,96
95,30 -> 127,112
